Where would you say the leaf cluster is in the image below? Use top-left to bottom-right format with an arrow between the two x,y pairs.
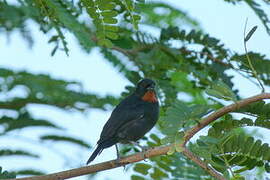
132,134 -> 214,180
192,114 -> 270,178
0,68 -> 118,176
0,167 -> 16,179
2,0 -> 270,179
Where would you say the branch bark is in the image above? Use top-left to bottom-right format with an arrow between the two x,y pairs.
183,92 -> 270,145
11,93 -> 270,180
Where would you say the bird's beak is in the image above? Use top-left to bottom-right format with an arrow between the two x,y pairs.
147,84 -> 155,91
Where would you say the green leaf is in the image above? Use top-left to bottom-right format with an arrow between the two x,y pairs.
13,169 -> 45,176
81,0 -> 119,46
0,167 -> 16,179
189,104 -> 212,119
161,136 -> 174,145
136,2 -> 200,29
40,135 -> 91,148
245,1 -> 270,36
205,81 -> 237,101
167,146 -> 175,155
122,0 -> 141,30
133,163 -> 152,175
231,52 -> 270,86
101,11 -> 118,17
99,39 -> 113,48
51,45 -> 58,56
0,149 -> 39,158
2,115 -> 62,132
103,17 -> 118,24
149,134 -> 160,144
174,132 -> 184,152
105,32 -> 119,40
131,175 -> 145,180
150,167 -> 168,179
99,3 -> 116,11
104,25 -> 118,32
211,155 -> 227,173
230,174 -> 245,180
245,26 -> 258,42
133,14 -> 141,21
44,0 -> 94,52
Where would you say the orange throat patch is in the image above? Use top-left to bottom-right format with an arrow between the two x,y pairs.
142,91 -> 157,103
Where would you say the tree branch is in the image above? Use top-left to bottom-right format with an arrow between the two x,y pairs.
183,92 -> 270,145
11,93 -> 270,180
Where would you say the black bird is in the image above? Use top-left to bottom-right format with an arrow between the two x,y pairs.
86,78 -> 159,164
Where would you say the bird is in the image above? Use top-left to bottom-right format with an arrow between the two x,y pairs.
86,78 -> 159,164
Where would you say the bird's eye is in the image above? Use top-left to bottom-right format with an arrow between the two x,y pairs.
145,84 -> 151,88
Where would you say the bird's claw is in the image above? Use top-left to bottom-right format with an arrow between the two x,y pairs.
115,156 -> 121,164
114,144 -> 126,169
142,153 -> 148,162
140,145 -> 149,161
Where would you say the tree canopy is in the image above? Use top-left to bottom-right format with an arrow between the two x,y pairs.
1,0 -> 270,179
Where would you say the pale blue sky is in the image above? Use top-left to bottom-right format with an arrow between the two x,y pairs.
0,0 -> 270,180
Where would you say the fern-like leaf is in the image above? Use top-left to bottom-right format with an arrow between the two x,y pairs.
136,2 -> 200,29
0,149 -> 39,158
40,135 -> 91,148
12,169 -> 45,176
0,167 -> 16,179
82,0 -> 118,47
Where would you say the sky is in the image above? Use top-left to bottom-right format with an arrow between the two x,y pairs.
0,0 -> 270,180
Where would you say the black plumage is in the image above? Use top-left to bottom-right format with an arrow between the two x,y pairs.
86,79 -> 159,164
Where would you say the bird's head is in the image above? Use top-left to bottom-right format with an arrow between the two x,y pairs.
135,79 -> 158,103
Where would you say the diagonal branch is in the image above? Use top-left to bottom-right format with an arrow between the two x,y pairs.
183,92 -> 270,145
10,93 -> 270,180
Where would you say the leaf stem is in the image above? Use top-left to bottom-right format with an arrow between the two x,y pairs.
243,19 -> 264,92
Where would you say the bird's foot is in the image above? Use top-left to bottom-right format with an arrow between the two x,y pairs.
141,148 -> 148,161
115,156 -> 121,164
114,144 -> 126,169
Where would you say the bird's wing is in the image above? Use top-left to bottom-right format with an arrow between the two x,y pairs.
98,95 -> 144,144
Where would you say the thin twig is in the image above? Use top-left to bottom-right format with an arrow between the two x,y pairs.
182,148 -> 225,180
10,93 -> 270,180
111,46 -> 134,57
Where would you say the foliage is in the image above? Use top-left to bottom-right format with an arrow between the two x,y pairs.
1,0 -> 270,179
232,52 -> 270,85
127,134 -> 213,180
0,167 -> 16,179
159,101 -> 211,154
190,114 -> 270,177
0,68 -> 118,177
225,0 -> 270,35
40,135 -> 91,148
135,2 -> 200,29
0,149 -> 39,158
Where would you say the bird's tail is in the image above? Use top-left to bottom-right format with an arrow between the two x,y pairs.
86,138 -> 117,164
86,144 -> 103,165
